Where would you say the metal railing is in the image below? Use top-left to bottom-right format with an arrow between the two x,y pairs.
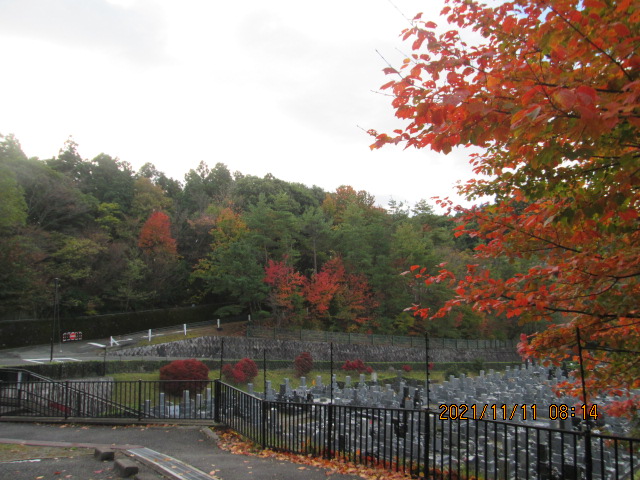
2,377 -> 638,479
215,382 -> 639,480
0,378 -> 216,420
246,325 -> 519,349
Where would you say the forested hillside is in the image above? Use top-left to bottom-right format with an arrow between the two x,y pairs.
0,133 -> 529,339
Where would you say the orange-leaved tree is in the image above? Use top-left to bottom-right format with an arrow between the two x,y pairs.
371,0 -> 639,418
138,211 -> 177,255
304,256 -> 379,332
264,258 -> 306,327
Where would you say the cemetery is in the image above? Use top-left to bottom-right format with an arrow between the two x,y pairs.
216,362 -> 637,480
1,332 -> 638,479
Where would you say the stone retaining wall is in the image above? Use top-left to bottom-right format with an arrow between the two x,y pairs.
115,336 -> 521,363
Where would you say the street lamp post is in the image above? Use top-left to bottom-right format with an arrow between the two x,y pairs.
50,278 -> 60,363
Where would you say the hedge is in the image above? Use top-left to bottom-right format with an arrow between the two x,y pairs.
0,304 -> 239,349
14,359 -> 523,380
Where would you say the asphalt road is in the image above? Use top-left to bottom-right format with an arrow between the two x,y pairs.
0,323 -> 230,367
0,422 -> 364,480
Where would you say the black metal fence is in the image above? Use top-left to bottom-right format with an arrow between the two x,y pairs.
2,376 -> 639,479
215,382 -> 639,480
246,325 -> 519,349
0,376 -> 216,420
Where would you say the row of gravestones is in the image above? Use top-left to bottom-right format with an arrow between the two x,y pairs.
249,362 -> 631,437
132,362 -> 636,479
254,400 -> 628,480
239,362 -> 636,479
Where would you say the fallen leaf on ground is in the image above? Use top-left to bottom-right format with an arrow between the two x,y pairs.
214,429 -> 413,480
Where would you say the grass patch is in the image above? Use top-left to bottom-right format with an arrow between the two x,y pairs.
127,321 -> 247,348
130,331 -> 206,347
105,363 -> 503,405
214,368 -> 447,393
108,371 -> 220,408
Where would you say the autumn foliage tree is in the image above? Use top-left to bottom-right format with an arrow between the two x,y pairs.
138,211 -> 177,255
264,258 -> 306,327
372,0 -> 640,417
303,256 -> 379,331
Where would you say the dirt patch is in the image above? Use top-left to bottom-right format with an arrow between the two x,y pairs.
0,444 -> 91,463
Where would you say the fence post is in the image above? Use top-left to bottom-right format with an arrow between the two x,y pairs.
261,397 -> 267,449
16,372 -> 22,410
75,391 -> 81,417
263,349 -> 267,396
576,328 -> 593,480
425,333 -> 430,409
214,379 -> 221,423
137,380 -> 142,421
219,338 -> 224,380
424,410 -> 431,477
330,343 -> 334,404
326,403 -> 333,460
64,381 -> 69,420
583,429 -> 593,480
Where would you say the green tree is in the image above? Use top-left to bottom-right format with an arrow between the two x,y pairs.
182,161 -> 233,213
131,177 -> 173,221
299,206 -> 332,274
138,163 -> 182,201
0,166 -> 27,231
96,202 -> 124,237
191,208 -> 267,312
9,157 -> 92,232
85,153 -> 135,208
46,137 -> 90,187
109,256 -> 154,311
49,234 -> 107,314
244,193 -> 300,263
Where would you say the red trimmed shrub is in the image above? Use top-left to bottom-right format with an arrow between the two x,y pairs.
294,352 -> 313,377
221,358 -> 258,385
159,359 -> 209,395
237,358 -> 258,381
341,359 -> 373,374
402,365 -> 412,372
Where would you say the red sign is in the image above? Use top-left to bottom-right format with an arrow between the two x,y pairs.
62,331 -> 83,342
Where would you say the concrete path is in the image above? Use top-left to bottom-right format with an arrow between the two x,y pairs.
0,422 -> 363,480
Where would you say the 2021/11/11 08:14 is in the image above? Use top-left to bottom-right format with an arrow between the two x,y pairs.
438,403 -> 599,421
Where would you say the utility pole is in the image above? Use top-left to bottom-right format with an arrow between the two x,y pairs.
425,332 -> 431,409
50,278 -> 60,363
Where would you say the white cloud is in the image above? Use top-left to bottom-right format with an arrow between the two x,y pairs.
0,0 -> 482,211
0,0 -> 167,63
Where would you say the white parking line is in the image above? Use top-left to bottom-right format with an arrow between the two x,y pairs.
25,358 -> 82,364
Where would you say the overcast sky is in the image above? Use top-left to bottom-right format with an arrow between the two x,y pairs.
0,0 -> 481,210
